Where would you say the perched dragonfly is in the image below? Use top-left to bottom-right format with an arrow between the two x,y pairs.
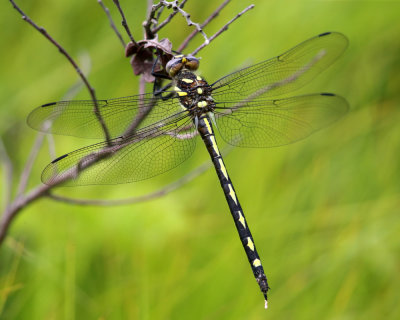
28,32 -> 349,308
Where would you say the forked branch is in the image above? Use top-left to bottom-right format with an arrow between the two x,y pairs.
178,0 -> 231,52
0,0 -> 254,245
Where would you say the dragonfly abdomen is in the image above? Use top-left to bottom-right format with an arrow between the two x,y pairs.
197,114 -> 270,306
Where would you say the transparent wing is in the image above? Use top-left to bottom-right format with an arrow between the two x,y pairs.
27,93 -> 182,139
211,32 -> 348,101
42,111 -> 197,186
214,93 -> 349,148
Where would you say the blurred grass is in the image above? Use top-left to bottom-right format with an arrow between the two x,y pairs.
1,0 -> 400,319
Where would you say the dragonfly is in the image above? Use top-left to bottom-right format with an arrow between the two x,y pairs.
28,31 -> 349,308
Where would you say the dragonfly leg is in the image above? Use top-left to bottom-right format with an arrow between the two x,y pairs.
151,54 -> 173,95
153,82 -> 175,100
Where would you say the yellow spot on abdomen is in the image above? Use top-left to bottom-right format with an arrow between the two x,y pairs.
237,211 -> 246,228
210,136 -> 220,156
219,159 -> 228,180
197,88 -> 203,94
247,237 -> 255,251
228,184 -> 237,204
252,259 -> 261,267
204,118 -> 212,134
182,78 -> 193,84
177,91 -> 188,96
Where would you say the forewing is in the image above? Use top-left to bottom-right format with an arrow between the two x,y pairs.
42,112 -> 197,186
211,32 -> 348,101
214,93 -> 349,148
27,93 -> 182,139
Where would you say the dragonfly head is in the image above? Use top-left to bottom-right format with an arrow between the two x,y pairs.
166,54 -> 200,77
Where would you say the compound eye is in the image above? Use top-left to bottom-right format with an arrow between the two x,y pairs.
185,56 -> 200,70
166,58 -> 184,77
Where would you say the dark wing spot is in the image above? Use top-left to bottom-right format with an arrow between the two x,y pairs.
41,102 -> 57,108
319,32 -> 331,37
51,153 -> 68,163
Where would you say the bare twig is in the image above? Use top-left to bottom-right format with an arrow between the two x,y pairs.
151,0 -> 188,34
145,1 -> 208,44
8,0 -> 111,143
1,0 -> 253,246
143,0 -> 165,39
112,0 -> 137,44
16,132 -> 46,197
0,138 -> 13,209
191,4 -> 254,56
98,0 -> 125,47
178,0 -> 231,52
154,2 -> 164,22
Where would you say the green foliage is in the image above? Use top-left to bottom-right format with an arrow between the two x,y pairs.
1,0 -> 399,319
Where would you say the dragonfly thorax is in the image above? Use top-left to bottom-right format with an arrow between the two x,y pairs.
173,69 -> 215,115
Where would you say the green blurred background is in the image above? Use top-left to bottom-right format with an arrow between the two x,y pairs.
1,0 -> 399,319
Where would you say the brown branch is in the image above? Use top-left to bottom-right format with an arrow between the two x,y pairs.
151,0 -> 188,34
191,4 -> 254,56
98,0 -> 125,47
8,0 -> 111,143
0,138 -> 13,209
178,0 -> 231,52
112,0 -> 136,44
153,1 -> 165,22
1,0 -> 247,245
143,0 -> 168,39
145,1 -> 208,43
